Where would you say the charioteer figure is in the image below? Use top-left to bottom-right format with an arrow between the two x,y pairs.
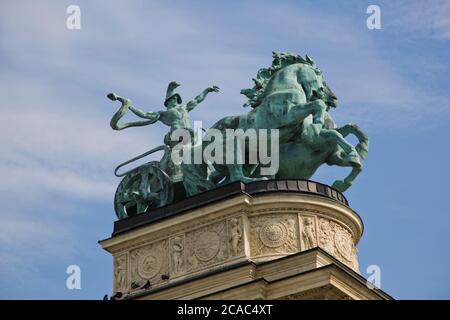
108,81 -> 219,134
107,81 -> 219,218
108,81 -> 219,180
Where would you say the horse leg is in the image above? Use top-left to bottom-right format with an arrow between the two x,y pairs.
181,161 -> 214,196
335,124 -> 369,159
332,166 -> 362,192
293,100 -> 328,142
300,110 -> 357,157
225,137 -> 267,183
181,143 -> 215,196
327,149 -> 362,192
289,99 -> 351,152
319,129 -> 358,159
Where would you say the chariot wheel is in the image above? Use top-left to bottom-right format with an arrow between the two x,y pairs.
114,161 -> 173,219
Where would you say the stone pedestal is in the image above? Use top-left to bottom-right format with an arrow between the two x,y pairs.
99,180 -> 391,300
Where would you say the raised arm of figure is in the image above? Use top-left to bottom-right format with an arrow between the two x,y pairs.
186,86 -> 220,112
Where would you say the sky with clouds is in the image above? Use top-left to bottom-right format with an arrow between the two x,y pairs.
0,0 -> 449,299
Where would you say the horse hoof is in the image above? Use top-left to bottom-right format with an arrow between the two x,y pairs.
237,176 -> 268,184
332,180 -> 350,192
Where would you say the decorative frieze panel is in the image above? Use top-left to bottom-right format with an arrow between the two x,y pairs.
129,240 -> 169,288
299,215 -> 318,251
185,220 -> 228,273
228,217 -> 243,258
318,218 -> 358,270
114,253 -> 128,293
249,214 -> 299,257
170,235 -> 185,275
247,212 -> 358,270
106,193 -> 364,295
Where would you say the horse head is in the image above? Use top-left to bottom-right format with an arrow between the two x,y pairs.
241,52 -> 338,110
297,57 -> 338,109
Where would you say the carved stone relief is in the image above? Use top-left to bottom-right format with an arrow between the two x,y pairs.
318,218 -> 356,267
352,246 -> 360,271
170,235 -> 185,275
228,217 -> 243,257
114,209 -> 360,292
334,227 -> 353,261
250,214 -> 298,257
185,220 -> 228,272
129,240 -> 168,288
114,253 -> 128,292
300,215 -> 317,250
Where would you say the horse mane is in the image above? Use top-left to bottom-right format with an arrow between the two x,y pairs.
240,51 -> 315,108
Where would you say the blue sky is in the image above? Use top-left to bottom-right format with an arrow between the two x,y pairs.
0,0 -> 449,299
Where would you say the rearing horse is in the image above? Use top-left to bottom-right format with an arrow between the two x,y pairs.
182,52 -> 367,196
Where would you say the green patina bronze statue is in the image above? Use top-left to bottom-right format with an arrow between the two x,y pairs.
107,82 -> 219,218
107,52 -> 369,220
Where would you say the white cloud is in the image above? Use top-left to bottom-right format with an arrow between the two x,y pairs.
384,0 -> 450,40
